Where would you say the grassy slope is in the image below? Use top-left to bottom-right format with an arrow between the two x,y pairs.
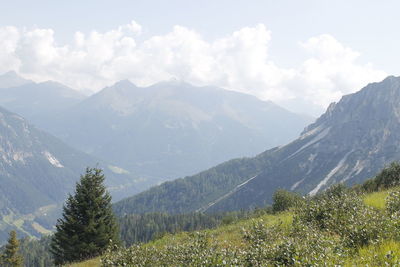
65,258 -> 99,267
344,188 -> 400,265
69,188 -> 398,267
363,188 -> 393,209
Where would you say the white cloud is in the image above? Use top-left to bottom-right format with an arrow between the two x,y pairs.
0,22 -> 387,115
292,34 -> 387,108
0,26 -> 20,73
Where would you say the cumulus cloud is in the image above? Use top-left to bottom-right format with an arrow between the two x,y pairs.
0,21 -> 387,115
295,35 -> 386,106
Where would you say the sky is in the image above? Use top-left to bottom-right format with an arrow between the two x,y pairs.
0,0 -> 398,116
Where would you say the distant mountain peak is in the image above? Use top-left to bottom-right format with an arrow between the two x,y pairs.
0,80 -> 85,125
0,70 -> 32,88
39,80 -> 69,87
47,78 -> 312,180
113,79 -> 136,88
151,79 -> 195,89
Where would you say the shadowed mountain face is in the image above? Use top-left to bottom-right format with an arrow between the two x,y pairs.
114,76 -> 400,215
0,106 -> 146,243
41,80 -> 312,180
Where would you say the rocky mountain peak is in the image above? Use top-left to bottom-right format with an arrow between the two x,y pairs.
303,76 -> 400,134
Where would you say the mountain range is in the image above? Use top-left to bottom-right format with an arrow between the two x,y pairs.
114,76 -> 400,215
0,76 -> 312,180
0,78 -> 85,127
0,71 -> 312,243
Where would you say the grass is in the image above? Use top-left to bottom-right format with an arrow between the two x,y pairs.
148,211 -> 292,250
66,258 -> 100,267
70,189 -> 400,266
67,212 -> 292,267
363,189 -> 390,209
362,187 -> 400,210
344,240 -> 400,266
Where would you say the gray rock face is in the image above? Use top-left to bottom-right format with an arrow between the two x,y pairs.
208,76 -> 400,211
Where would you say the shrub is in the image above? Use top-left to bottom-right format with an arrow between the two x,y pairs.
363,162 -> 400,192
386,189 -> 400,215
272,189 -> 303,213
295,185 -> 387,249
101,184 -> 398,266
386,189 -> 400,240
242,219 -> 346,266
102,232 -> 244,266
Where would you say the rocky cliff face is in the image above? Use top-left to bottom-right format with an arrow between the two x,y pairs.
208,76 -> 400,211
114,76 -> 400,215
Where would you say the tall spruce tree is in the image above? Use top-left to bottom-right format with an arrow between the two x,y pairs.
50,167 -> 120,265
1,230 -> 24,267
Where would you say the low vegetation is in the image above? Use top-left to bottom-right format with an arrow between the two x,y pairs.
4,162 -> 400,266
101,163 -> 400,266
119,210 -> 256,247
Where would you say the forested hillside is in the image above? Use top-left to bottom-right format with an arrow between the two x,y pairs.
113,155 -> 271,215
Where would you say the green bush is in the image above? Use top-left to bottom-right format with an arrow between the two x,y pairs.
386,189 -> 400,240
386,189 -> 400,215
101,184 -> 400,266
272,189 -> 303,213
363,162 -> 400,192
295,185 -> 387,249
102,232 -> 243,266
242,219 -> 346,266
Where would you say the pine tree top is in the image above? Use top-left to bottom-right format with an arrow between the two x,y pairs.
50,167 -> 120,265
2,230 -> 24,267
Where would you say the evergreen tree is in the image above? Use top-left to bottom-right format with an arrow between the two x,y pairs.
50,167 -> 120,265
1,230 -> 24,267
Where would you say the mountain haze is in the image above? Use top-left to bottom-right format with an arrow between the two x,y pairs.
0,106 -> 145,243
0,80 -> 85,126
0,71 -> 32,88
42,80 -> 312,180
114,76 -> 400,214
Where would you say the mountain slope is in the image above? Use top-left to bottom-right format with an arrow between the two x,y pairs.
0,106 -> 144,243
0,71 -> 32,88
43,80 -> 312,180
114,76 -> 400,214
0,80 -> 85,126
